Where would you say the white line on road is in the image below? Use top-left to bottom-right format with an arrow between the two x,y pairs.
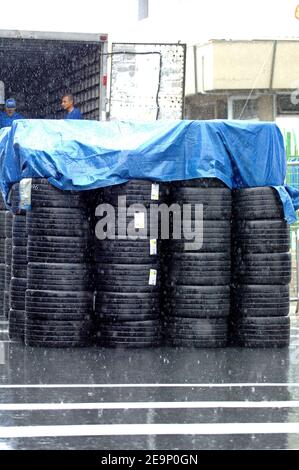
0,383 -> 299,389
0,401 -> 299,411
0,422 -> 299,438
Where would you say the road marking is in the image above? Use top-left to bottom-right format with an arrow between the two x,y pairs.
0,422 -> 299,438
0,383 -> 299,389
0,401 -> 299,411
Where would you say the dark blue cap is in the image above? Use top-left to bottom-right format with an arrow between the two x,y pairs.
5,98 -> 16,109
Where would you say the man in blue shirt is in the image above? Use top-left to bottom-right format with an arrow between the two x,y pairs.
61,94 -> 82,119
0,98 -> 25,128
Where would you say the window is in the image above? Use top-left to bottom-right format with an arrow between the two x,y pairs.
277,94 -> 299,115
228,96 -> 259,120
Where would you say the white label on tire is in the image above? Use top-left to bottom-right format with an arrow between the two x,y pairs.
151,183 -> 159,200
134,212 -> 145,229
150,239 -> 157,255
149,269 -> 157,285
19,178 -> 32,211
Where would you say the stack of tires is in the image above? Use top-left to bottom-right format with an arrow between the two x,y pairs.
7,183 -> 27,340
0,195 -> 6,316
4,211 -> 13,319
231,187 -> 291,348
9,213 -> 27,341
94,180 -> 165,348
165,179 -> 232,348
25,179 -> 94,348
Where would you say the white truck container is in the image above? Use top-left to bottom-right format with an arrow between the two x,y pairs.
0,30 -> 186,121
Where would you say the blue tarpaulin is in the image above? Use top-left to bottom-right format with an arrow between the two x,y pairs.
0,118 -> 297,223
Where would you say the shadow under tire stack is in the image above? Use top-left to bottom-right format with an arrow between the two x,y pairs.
94,180 -> 166,348
231,187 -> 291,348
25,179 -> 94,348
165,178 -> 231,347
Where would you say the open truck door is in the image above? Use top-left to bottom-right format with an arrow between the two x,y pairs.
109,42 -> 186,121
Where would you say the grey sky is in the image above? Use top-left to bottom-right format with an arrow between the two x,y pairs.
0,0 -> 299,41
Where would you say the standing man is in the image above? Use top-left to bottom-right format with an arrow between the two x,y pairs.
0,98 -> 25,128
61,94 -> 82,119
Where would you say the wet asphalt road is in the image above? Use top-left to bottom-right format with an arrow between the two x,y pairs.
0,316 -> 299,450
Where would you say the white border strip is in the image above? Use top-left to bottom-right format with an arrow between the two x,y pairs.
0,422 -> 299,438
0,383 -> 299,389
1,401 -> 299,411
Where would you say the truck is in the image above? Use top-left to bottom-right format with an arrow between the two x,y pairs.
0,30 -> 186,122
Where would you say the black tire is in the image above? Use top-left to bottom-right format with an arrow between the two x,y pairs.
25,289 -> 93,319
24,339 -> 91,348
27,208 -> 90,237
9,183 -> 25,215
4,238 -> 12,264
101,320 -> 161,328
95,291 -> 160,319
12,266 -> 27,279
25,321 -> 94,341
30,178 -> 86,208
3,291 -> 10,318
165,324 -> 228,334
172,185 -> 231,197
98,340 -> 160,348
96,264 -> 160,291
8,308 -> 25,340
95,255 -> 158,265
0,211 -> 6,237
0,238 -> 5,261
231,315 -> 290,327
10,277 -> 26,310
172,187 -> 231,211
26,289 -> 93,302
231,284 -> 289,317
168,252 -> 230,287
174,178 -> 228,189
166,316 -> 228,328
95,312 -> 159,322
168,220 -> 231,253
28,236 -> 92,263
234,337 -> 289,348
12,216 -> 27,247
97,328 -> 160,338
25,319 -> 93,330
5,212 -> 13,238
95,238 -> 160,254
167,338 -> 227,348
26,312 -> 93,322
0,264 -> 5,290
4,264 -> 12,291
233,252 -> 291,285
27,263 -> 93,291
233,187 -> 284,220
101,180 -> 167,203
233,219 -> 290,253
164,285 -> 230,319
95,238 -> 160,265
0,194 -> 5,210
12,245 -> 27,264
